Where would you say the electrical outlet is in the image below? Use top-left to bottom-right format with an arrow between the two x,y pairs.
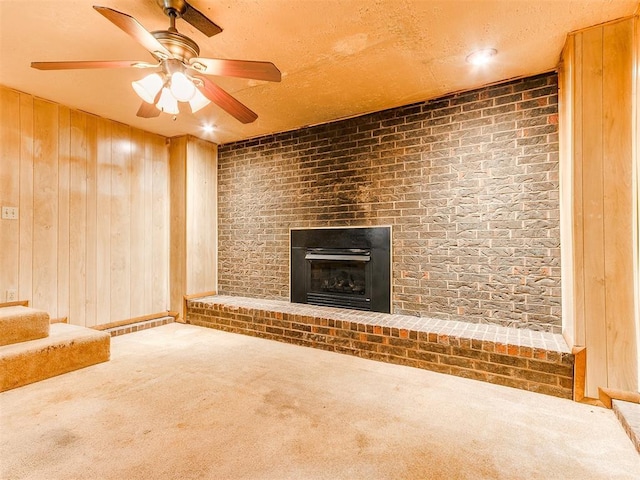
1,206 -> 18,220
6,289 -> 17,302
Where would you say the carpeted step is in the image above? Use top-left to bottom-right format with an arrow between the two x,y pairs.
0,306 -> 50,347
0,323 -> 110,392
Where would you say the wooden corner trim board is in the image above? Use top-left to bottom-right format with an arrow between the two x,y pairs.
573,346 -> 586,402
182,291 -> 217,323
598,387 -> 640,409
92,311 -> 179,331
0,300 -> 29,308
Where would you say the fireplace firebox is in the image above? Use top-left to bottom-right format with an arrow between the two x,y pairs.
290,227 -> 391,313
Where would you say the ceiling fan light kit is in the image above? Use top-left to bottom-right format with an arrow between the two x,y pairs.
132,73 -> 163,103
30,0 -> 281,124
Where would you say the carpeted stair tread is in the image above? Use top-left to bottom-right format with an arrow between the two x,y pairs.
0,323 -> 110,392
0,306 -> 50,347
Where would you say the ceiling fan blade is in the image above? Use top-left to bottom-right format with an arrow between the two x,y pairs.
181,1 -> 223,37
136,101 -> 161,118
31,60 -> 156,70
190,58 -> 281,82
194,75 -> 258,124
93,6 -> 172,59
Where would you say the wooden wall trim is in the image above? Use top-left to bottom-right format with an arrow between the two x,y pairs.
559,35 -> 577,348
634,13 -> 640,393
92,311 -> 179,331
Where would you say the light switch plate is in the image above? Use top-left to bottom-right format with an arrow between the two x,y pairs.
1,206 -> 18,220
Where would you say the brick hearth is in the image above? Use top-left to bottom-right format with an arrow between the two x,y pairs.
186,295 -> 574,399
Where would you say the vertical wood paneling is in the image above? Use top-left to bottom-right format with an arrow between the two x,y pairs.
580,27 -> 609,395
57,106 -> 70,320
205,141 -> 217,291
85,114 -> 98,326
69,110 -> 87,326
562,17 -> 639,395
635,14 -> 640,393
18,93 -> 34,303
143,134 -> 154,313
129,129 -> 145,318
602,19 -> 637,390
0,85 -> 170,327
186,137 -> 217,294
151,135 -> 169,313
169,136 -> 187,314
110,122 -> 131,322
170,136 -> 218,316
96,117 -> 112,325
32,99 -> 59,318
0,88 -> 20,302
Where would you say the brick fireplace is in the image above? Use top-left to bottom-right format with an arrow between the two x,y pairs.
217,72 -> 561,333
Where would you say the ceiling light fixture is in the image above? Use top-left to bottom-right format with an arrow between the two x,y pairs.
132,70 -> 211,116
466,48 -> 497,66
170,71 -> 196,102
132,73 -> 163,103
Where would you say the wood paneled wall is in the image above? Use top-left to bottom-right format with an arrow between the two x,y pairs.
169,135 -> 217,314
0,86 -> 170,327
185,137 -> 217,295
559,17 -> 639,395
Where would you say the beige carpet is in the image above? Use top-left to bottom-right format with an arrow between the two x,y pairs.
1,323 -> 638,480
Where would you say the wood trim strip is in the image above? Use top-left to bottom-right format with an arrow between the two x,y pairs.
598,387 -> 640,409
568,15 -> 635,36
0,300 -> 29,308
572,346 -> 586,402
183,291 -> 218,300
92,311 -> 178,331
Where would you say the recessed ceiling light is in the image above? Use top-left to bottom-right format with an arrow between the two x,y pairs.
201,124 -> 215,133
466,48 -> 497,66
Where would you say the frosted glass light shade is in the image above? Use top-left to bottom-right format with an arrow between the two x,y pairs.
189,87 -> 210,113
156,87 -> 179,115
170,71 -> 196,102
132,73 -> 163,104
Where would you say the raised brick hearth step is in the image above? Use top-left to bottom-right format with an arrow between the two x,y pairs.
186,295 -> 575,399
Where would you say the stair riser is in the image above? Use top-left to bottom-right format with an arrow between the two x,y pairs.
1,327 -> 110,392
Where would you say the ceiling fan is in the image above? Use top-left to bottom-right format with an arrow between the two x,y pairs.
31,0 -> 281,124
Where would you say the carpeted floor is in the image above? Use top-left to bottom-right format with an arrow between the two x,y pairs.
1,322 -> 639,479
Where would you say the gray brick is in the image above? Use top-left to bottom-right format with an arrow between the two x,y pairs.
217,72 -> 560,332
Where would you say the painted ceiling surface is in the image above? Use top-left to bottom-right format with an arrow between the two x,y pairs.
0,0 -> 636,144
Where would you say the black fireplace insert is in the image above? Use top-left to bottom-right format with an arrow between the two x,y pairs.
290,227 -> 391,313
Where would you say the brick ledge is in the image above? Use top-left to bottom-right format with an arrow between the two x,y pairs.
187,295 -> 574,399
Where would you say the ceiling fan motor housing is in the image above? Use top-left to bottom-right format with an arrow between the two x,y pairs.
152,30 -> 200,62
157,0 -> 189,18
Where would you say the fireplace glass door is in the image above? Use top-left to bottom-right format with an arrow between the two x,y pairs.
305,248 -> 372,310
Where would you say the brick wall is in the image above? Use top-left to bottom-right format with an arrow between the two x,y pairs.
217,72 -> 561,332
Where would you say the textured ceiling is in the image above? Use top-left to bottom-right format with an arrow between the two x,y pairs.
0,0 -> 637,144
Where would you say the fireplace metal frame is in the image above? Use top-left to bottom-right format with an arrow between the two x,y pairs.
290,226 -> 391,313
